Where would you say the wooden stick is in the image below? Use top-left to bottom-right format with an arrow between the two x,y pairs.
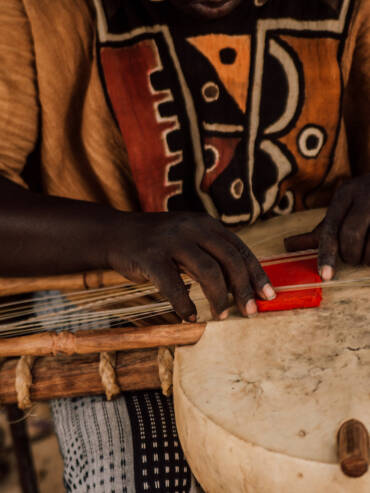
0,350 -> 160,404
337,419 -> 369,477
0,270 -> 127,297
0,322 -> 207,358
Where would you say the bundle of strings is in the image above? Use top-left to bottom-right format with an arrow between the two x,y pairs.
0,250 -> 369,339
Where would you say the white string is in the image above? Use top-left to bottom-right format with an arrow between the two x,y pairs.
0,251 -> 315,320
1,277 -> 370,337
0,250 -> 369,338
275,277 -> 370,292
0,282 -> 132,309
0,285 -> 164,323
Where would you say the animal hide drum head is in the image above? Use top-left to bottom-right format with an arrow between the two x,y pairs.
175,210 -> 370,493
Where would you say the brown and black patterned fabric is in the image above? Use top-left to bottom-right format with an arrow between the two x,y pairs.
96,0 -> 355,224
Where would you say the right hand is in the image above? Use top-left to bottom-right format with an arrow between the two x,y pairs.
107,211 -> 276,322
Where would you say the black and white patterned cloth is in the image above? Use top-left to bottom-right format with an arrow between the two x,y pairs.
33,292 -> 203,493
51,392 -> 202,493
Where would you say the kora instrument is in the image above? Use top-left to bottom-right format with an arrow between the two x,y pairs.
0,209 -> 369,489
174,209 -> 370,492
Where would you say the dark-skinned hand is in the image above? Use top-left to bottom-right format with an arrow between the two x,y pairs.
284,174 -> 370,280
0,175 -> 275,323
107,212 -> 276,321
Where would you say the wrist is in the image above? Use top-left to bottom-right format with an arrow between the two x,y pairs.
78,206 -> 125,271
96,209 -> 138,271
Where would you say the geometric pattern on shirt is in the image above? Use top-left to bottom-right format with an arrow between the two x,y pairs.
95,0 -> 353,225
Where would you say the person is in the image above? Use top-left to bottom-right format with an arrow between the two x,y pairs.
0,0 -> 369,490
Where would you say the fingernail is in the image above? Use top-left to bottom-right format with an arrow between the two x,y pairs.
186,314 -> 197,323
320,265 -> 334,281
262,283 -> 276,301
246,299 -> 258,318
219,309 -> 230,321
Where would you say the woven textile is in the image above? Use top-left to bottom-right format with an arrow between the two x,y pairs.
51,392 -> 203,493
32,291 -> 202,492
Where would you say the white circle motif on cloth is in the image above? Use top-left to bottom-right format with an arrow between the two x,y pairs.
297,125 -> 326,158
202,82 -> 220,103
273,190 -> 294,216
230,178 -> 244,199
204,144 -> 220,172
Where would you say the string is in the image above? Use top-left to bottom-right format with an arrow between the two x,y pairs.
0,277 -> 370,338
7,404 -> 38,424
0,285 -> 165,323
0,251 -> 316,318
274,277 -> 370,292
0,250 -> 369,338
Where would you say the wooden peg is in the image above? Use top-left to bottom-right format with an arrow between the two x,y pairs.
337,419 -> 369,477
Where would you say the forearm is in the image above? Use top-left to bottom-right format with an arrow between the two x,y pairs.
0,176 -> 276,321
0,175 -> 118,276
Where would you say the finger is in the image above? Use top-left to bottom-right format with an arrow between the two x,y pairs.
198,237 -> 258,317
174,245 -> 230,320
148,261 -> 197,322
319,185 -> 353,280
206,224 -> 275,303
339,205 -> 369,265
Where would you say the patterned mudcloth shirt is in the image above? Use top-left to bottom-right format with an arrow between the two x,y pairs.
95,0 -> 354,224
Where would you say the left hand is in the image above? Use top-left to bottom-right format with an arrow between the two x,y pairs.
284,174 -> 370,280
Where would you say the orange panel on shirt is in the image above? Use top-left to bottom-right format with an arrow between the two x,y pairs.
187,34 -> 251,113
277,36 -> 341,210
